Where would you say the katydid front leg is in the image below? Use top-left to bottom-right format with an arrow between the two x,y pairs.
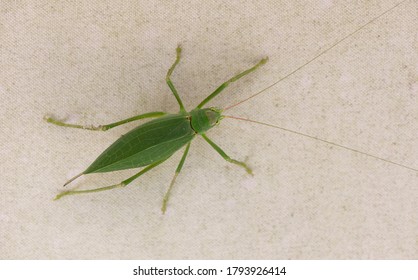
201,133 -> 253,175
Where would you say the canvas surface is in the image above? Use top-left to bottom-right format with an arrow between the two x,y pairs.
1,0 -> 417,259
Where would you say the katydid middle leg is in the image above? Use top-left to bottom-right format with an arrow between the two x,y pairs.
166,45 -> 186,112
161,142 -> 191,214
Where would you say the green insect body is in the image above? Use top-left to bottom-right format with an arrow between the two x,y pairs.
46,46 -> 266,213
47,5 -> 417,213
86,113 -> 201,174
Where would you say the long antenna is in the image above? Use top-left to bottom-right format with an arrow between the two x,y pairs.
223,115 -> 417,172
224,0 -> 408,111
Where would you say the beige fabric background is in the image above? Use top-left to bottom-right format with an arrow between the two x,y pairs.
1,0 -> 417,259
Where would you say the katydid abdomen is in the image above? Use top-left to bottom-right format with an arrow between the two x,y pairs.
84,107 -> 223,174
84,114 -> 195,173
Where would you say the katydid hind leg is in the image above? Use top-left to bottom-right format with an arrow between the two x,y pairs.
161,142 -> 191,214
54,160 -> 166,200
201,134 -> 253,175
45,111 -> 166,131
166,45 -> 186,112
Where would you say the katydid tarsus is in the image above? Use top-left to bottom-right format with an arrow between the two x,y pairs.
45,0 -> 416,213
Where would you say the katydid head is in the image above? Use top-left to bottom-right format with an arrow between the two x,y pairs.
189,107 -> 223,134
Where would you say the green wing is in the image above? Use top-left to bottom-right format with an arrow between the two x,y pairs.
84,114 -> 195,173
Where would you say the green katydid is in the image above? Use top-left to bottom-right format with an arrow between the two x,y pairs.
46,45 -> 267,213
46,0 -> 416,213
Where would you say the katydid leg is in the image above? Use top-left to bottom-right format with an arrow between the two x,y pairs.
196,57 -> 268,108
45,111 -> 166,131
201,134 -> 252,175
54,159 -> 166,200
161,142 -> 191,214
166,45 -> 186,112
